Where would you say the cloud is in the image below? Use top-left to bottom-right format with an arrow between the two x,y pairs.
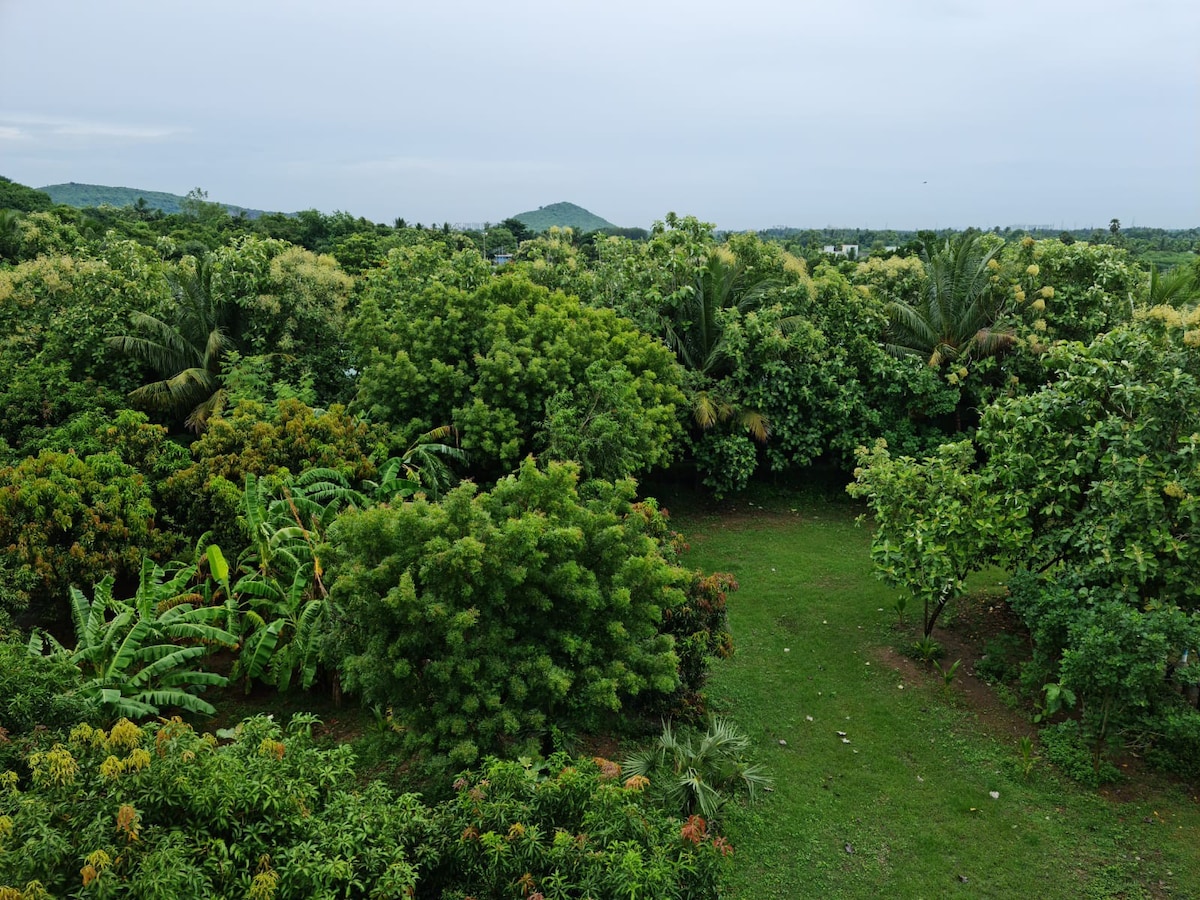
0,113 -> 186,143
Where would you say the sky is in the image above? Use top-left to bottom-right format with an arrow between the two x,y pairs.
1,0 -> 1197,231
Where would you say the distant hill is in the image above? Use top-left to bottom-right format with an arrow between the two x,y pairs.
38,182 -> 273,218
512,202 -> 616,233
0,176 -> 54,212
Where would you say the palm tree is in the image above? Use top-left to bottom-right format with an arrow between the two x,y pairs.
108,256 -> 233,432
663,246 -> 775,442
623,718 -> 772,818
1147,264 -> 1198,308
884,233 -> 1013,368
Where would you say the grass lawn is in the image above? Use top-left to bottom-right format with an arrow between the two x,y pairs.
670,490 -> 1200,899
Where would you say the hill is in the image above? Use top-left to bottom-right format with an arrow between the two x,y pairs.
0,176 -> 55,212
37,182 -> 273,218
511,202 -> 616,233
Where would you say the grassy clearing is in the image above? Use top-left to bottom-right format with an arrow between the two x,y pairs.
671,491 -> 1200,899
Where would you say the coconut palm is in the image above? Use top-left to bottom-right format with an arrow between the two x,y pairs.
885,233 -> 1013,367
1147,263 -> 1198,308
108,255 -> 233,432
663,246 -> 776,442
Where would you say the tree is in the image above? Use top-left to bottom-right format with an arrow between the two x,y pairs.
1146,263 -> 1198,308
848,438 -> 1012,636
855,308 -> 1200,766
205,237 -> 355,405
108,255 -> 233,431
163,397 -> 381,548
883,232 -> 1011,368
325,460 -> 696,765
0,241 -> 170,448
31,560 -> 234,718
0,450 -> 169,627
352,276 -> 684,480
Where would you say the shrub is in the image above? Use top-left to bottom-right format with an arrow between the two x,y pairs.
0,715 -> 430,897
0,449 -> 169,627
326,459 -> 725,766
425,754 -> 730,899
0,719 -> 732,898
623,718 -> 772,820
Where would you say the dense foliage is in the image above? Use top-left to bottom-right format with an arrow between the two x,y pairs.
352,275 -> 684,480
0,716 -> 729,898
326,459 -> 729,766
852,307 -> 1200,769
2,166 -> 1198,789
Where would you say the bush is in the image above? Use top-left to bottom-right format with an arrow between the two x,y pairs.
1141,704 -> 1200,778
425,754 -> 730,899
0,718 -> 732,898
0,449 -> 170,627
1039,720 -> 1121,787
164,398 -> 381,548
351,276 -> 685,480
0,715 -> 430,897
0,629 -> 97,773
326,459 -> 725,766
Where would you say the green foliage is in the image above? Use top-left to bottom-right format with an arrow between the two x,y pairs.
689,430 -> 759,497
165,398 -> 380,548
0,715 -> 429,897
541,360 -> 672,481
622,718 -> 772,820
1039,720 -> 1122,786
108,254 -> 234,431
32,559 -> 234,718
848,439 -> 1012,636
0,450 -> 167,626
0,243 -> 170,447
0,630 -> 95,751
0,714 -> 731,897
1004,237 -> 1138,344
219,466 -> 376,694
910,635 -> 944,668
661,572 -> 736,711
206,237 -> 355,405
0,176 -> 54,213
883,231 -> 1011,368
428,754 -> 729,899
326,459 -> 700,765
353,275 -> 684,479
973,633 -> 1027,685
1140,703 -> 1200,777
980,309 -> 1200,608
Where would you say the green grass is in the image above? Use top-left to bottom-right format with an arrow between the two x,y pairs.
671,492 -> 1200,899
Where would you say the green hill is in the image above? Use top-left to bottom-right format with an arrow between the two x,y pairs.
0,176 -> 54,212
511,202 -> 616,233
38,182 -> 273,218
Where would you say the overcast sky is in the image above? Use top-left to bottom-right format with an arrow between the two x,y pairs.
1,0 -> 1197,230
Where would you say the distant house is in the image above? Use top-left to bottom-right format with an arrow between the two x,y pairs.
492,252 -> 513,266
823,244 -> 859,259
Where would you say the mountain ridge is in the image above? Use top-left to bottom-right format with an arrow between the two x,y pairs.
37,182 -> 275,218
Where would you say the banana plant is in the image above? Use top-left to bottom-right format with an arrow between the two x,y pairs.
219,471 -> 344,692
30,559 -> 234,719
